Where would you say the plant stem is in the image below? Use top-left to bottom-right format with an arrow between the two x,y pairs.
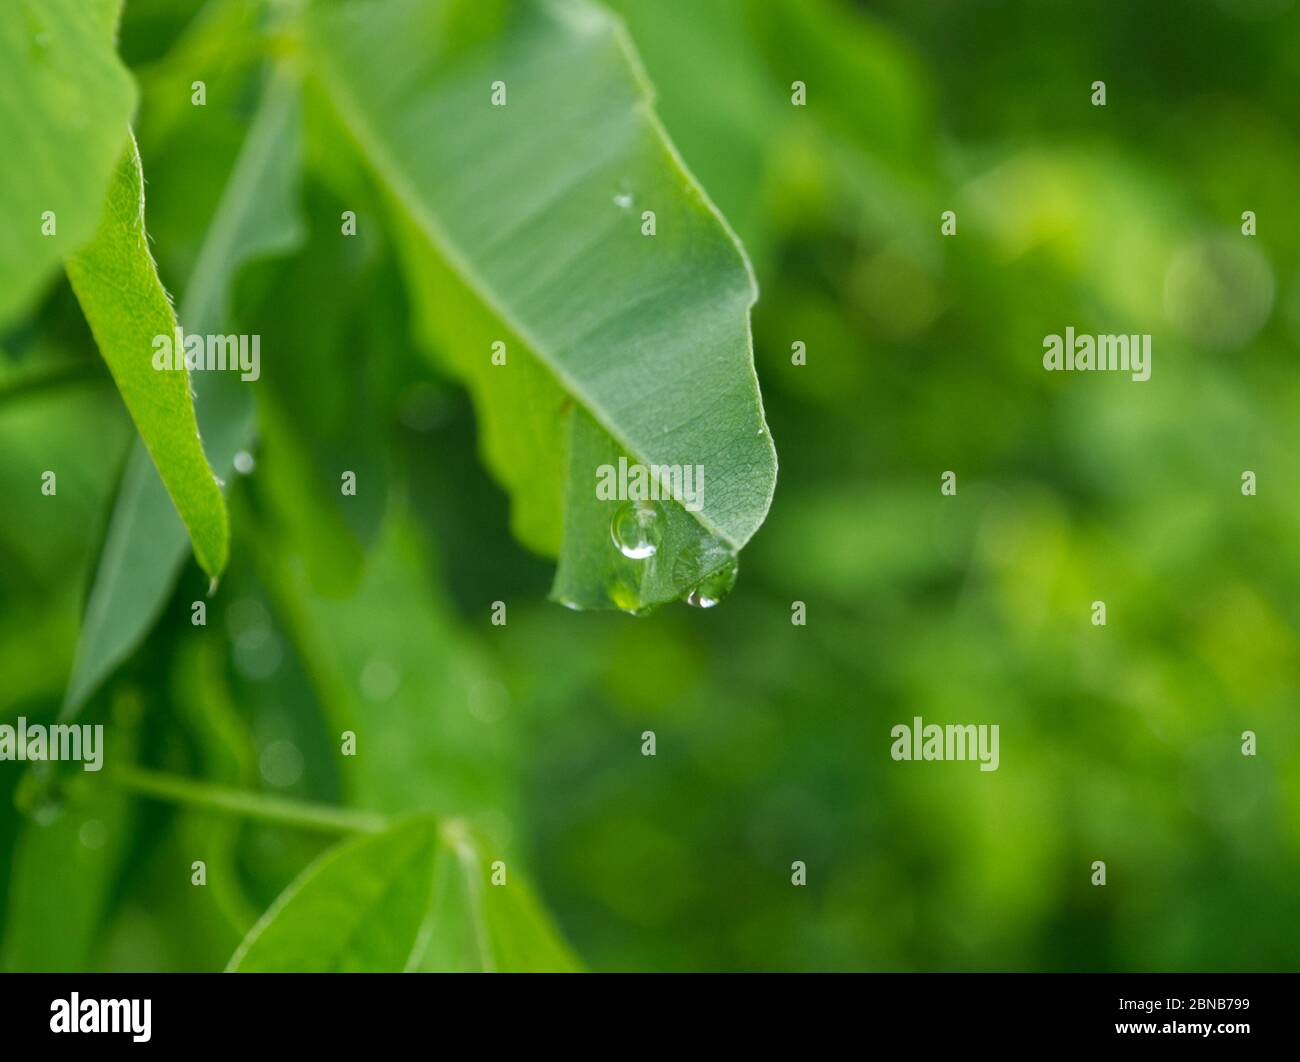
111,766 -> 389,835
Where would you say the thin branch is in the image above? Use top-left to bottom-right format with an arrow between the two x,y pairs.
111,766 -> 390,835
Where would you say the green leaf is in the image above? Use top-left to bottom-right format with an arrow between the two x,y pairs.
227,817 -> 580,972
62,69 -> 304,717
414,819 -> 581,973
481,879 -> 582,972
227,818 -> 441,973
0,0 -> 136,328
64,134 -> 229,581
307,0 -> 777,612
552,407 -> 739,612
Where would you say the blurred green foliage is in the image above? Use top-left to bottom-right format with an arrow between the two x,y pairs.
3,0 -> 1300,971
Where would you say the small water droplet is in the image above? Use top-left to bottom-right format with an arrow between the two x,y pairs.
684,558 -> 738,609
611,500 -> 661,559
613,193 -> 634,209
233,450 -> 255,474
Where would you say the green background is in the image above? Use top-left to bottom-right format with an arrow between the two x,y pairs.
2,0 -> 1299,971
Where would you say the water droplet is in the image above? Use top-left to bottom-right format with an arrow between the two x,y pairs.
684,558 -> 738,609
611,501 -> 661,559
613,180 -> 635,209
233,450 -> 255,474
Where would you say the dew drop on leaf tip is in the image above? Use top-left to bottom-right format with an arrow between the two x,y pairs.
684,558 -> 738,609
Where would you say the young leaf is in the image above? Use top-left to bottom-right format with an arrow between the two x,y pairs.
64,134 -> 229,581
62,69 -> 304,717
227,817 -> 580,972
227,818 -> 442,973
0,0 -> 136,327
307,0 -> 777,612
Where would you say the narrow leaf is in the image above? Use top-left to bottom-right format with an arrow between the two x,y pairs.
62,70 -> 304,717
65,134 -> 229,580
